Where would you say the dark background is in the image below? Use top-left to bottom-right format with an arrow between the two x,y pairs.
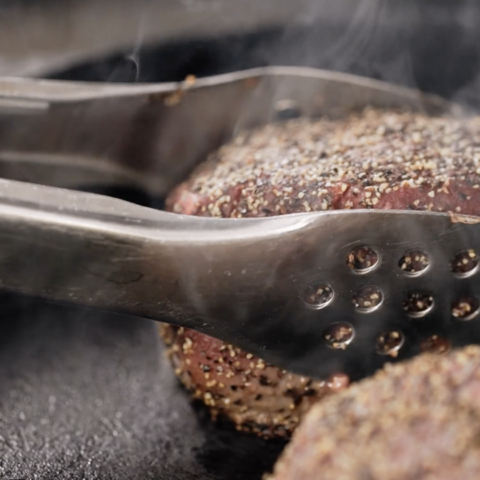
2,1 -> 480,479
47,0 -> 480,107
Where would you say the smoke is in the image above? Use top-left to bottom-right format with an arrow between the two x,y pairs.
253,0 -> 411,87
251,0 -> 480,105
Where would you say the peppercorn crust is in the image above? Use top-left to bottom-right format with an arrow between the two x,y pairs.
167,108 -> 480,218
267,345 -> 480,480
160,324 -> 348,438
161,107 -> 480,438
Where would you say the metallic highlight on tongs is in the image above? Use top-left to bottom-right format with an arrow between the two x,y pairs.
0,66 -> 476,381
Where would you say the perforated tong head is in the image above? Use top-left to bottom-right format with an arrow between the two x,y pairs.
0,178 -> 479,381
0,67 -> 472,380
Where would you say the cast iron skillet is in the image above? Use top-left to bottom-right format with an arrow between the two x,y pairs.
0,291 -> 285,480
2,4 -> 480,478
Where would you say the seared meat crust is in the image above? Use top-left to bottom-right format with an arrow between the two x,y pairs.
268,346 -> 480,480
162,108 -> 480,437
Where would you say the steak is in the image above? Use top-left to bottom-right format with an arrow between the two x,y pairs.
161,107 -> 480,437
267,346 -> 480,480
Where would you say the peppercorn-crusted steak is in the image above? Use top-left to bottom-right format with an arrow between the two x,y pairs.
267,346 -> 480,480
161,108 -> 480,438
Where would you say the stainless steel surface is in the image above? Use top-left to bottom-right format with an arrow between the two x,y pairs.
1,0 -> 303,76
0,66 -> 452,197
0,177 -> 480,380
0,67 -> 468,379
0,0 -> 423,77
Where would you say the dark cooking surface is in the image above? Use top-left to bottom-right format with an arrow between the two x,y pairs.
0,294 -> 284,479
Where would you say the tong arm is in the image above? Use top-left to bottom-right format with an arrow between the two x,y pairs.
1,178 -> 480,379
0,67 -> 455,197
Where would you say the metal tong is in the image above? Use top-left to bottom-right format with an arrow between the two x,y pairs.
0,66 -> 478,381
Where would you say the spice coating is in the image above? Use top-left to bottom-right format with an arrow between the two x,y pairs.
267,346 -> 480,480
162,107 -> 480,437
167,108 -> 480,218
161,324 -> 348,438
